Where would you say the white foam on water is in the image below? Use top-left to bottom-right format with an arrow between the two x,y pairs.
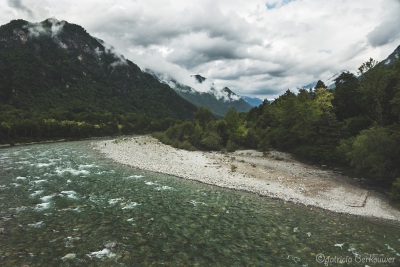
48,158 -> 61,162
59,207 -> 81,212
11,183 -> 21,187
286,255 -> 301,263
79,164 -> 97,169
36,162 -> 55,168
188,200 -> 207,207
35,202 -> 50,210
89,195 -> 105,204
95,170 -> 115,175
108,198 -> 124,205
16,176 -> 27,180
28,221 -> 44,228
125,175 -> 145,179
56,167 -> 90,176
385,244 -> 400,257
15,160 -> 31,165
86,248 -> 116,259
334,243 -> 345,249
32,179 -> 47,184
121,201 -> 140,210
9,206 -> 29,213
40,195 -> 54,202
127,218 -> 134,222
0,185 -> 8,189
145,181 -> 158,186
64,236 -> 81,248
155,185 -> 174,191
347,245 -> 359,257
30,190 -> 44,197
60,191 -> 79,199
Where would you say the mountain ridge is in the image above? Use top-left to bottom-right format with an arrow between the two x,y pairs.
0,18 -> 198,143
147,70 -> 252,116
0,18 -> 197,119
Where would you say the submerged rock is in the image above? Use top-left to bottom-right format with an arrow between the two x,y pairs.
104,241 -> 117,249
61,253 -> 76,261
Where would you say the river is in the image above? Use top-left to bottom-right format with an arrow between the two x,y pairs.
0,141 -> 399,266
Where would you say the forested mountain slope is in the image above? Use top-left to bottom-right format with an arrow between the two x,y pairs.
0,18 -> 197,143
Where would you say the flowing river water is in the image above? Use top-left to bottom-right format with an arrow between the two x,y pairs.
0,141 -> 399,266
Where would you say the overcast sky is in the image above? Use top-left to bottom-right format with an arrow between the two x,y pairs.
2,0 -> 400,99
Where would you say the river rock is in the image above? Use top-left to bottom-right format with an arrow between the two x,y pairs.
61,253 -> 76,261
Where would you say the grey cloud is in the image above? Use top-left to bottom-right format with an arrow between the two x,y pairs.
367,1 -> 400,47
367,19 -> 400,47
212,64 -> 289,80
246,87 -> 283,97
167,37 -> 247,69
90,1 -> 256,50
267,68 -> 293,78
8,0 -> 33,16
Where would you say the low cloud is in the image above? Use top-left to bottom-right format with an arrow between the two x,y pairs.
24,19 -> 68,49
2,0 -> 400,99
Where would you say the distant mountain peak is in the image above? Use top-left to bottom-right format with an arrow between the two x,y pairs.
148,70 -> 252,116
192,74 -> 207,84
241,96 -> 264,107
383,44 -> 400,66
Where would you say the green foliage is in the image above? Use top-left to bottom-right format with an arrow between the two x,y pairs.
358,65 -> 393,125
195,107 -> 214,129
0,105 -> 180,144
338,127 -> 398,184
154,107 -> 251,152
314,80 -> 327,89
226,139 -> 238,152
247,88 -> 340,162
391,178 -> 400,202
332,72 -> 362,121
200,131 -> 223,150
358,58 -> 379,75
0,19 -> 197,144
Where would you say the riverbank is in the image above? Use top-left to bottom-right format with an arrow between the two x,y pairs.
92,135 -> 400,222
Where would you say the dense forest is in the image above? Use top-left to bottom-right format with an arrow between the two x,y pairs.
154,56 -> 400,203
0,19 -> 197,144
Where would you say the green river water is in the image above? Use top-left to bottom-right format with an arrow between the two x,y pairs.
0,141 -> 399,266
